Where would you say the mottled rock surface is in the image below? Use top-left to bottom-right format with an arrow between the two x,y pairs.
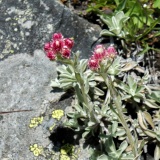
0,0 -> 102,159
0,0 -> 101,60
0,50 -> 63,160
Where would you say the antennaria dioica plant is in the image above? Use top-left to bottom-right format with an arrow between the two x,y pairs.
44,33 -> 160,160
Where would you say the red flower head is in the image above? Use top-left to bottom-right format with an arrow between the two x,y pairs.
61,46 -> 71,59
44,33 -> 73,60
106,45 -> 117,58
93,45 -> 106,61
64,38 -> 74,49
44,42 -> 51,51
46,51 -> 56,60
51,39 -> 62,52
52,33 -> 63,40
88,57 -> 99,70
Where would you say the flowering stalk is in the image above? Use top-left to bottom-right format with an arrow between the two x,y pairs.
44,33 -> 91,112
88,44 -> 137,158
100,73 -> 137,158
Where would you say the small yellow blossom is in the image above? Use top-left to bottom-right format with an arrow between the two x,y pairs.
60,144 -> 74,155
29,116 -> 44,128
60,154 -> 70,160
52,110 -> 64,120
60,149 -> 67,155
29,144 -> 43,157
49,123 -> 56,131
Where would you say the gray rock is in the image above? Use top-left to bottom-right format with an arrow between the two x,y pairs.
0,50 -> 63,160
0,0 -> 102,159
0,0 -> 101,60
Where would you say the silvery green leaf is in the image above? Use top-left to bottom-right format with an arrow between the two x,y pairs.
112,16 -> 120,29
127,75 -> 134,89
88,121 -> 95,127
74,84 -> 84,104
154,145 -> 160,160
100,15 -> 113,28
112,122 -> 118,135
115,11 -> 127,22
117,82 -> 130,93
59,73 -> 75,79
59,78 -> 75,83
82,131 -> 90,138
89,81 -> 96,87
143,111 -> 154,129
79,59 -> 88,72
144,99 -> 160,108
136,86 -> 145,94
119,141 -> 128,153
133,96 -> 140,103
97,154 -> 109,160
67,112 -> 75,118
94,75 -> 104,82
110,27 -> 121,35
105,136 -> 117,153
66,119 -> 77,127
116,128 -> 126,136
122,94 -> 132,100
121,154 -> 134,160
50,79 -> 60,88
84,78 -> 89,94
107,66 -> 120,75
143,129 -> 157,138
74,104 -> 84,113
134,66 -> 145,73
56,65 -> 67,73
121,61 -> 137,71
148,91 -> 160,103
137,111 -> 147,130
60,82 -> 72,89
67,65 -> 74,73
138,140 -> 145,154
100,29 -> 115,36
94,87 -> 104,96
119,16 -> 130,25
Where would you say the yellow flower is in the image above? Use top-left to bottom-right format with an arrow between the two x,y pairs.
60,143 -> 74,156
60,154 -> 70,160
49,123 -> 56,131
30,145 -> 35,151
29,116 -> 44,128
37,117 -> 43,124
29,144 -> 43,157
52,110 -> 64,120
33,149 -> 40,157
60,149 -> 67,155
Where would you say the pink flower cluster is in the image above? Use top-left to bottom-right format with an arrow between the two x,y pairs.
88,45 -> 117,70
44,33 -> 74,60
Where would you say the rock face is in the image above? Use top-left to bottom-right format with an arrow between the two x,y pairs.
0,0 -> 101,60
0,50 -> 62,160
0,0 -> 102,159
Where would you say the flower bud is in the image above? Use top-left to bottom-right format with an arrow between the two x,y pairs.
88,57 -> 99,70
106,45 -> 117,58
44,42 -> 51,51
64,38 -> 74,49
93,45 -> 106,61
52,33 -> 63,40
61,46 -> 71,59
51,39 -> 62,52
46,51 -> 56,60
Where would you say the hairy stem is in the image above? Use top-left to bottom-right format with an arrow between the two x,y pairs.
101,73 -> 137,158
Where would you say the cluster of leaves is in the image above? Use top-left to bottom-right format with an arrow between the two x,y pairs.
87,0 -> 160,56
51,51 -> 160,159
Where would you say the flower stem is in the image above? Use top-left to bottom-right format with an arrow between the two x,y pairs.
101,73 -> 137,158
